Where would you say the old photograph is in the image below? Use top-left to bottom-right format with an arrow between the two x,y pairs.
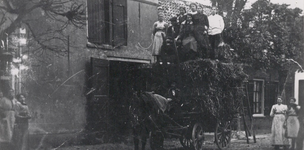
0,0 -> 304,149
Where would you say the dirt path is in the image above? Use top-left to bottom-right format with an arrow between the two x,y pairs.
57,133 -> 274,150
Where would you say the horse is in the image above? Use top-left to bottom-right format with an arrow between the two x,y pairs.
158,32 -> 181,64
129,91 -> 166,150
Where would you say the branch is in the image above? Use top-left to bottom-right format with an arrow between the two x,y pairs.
2,0 -> 17,13
25,22 -> 68,54
286,59 -> 304,72
45,2 -> 86,29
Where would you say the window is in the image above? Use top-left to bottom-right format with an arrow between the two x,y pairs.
246,79 -> 266,117
87,0 -> 127,47
252,79 -> 265,116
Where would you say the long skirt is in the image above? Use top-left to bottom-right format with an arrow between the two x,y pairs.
271,114 -> 289,146
152,31 -> 165,56
0,110 -> 15,143
193,25 -> 210,57
286,116 -> 300,138
182,36 -> 197,52
12,122 -> 29,150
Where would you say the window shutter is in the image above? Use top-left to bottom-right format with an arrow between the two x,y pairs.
87,0 -> 106,44
299,80 -> 304,107
245,81 -> 254,115
264,82 -> 277,115
88,57 -> 109,133
112,0 -> 127,46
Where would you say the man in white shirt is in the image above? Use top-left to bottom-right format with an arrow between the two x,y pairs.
208,6 -> 225,59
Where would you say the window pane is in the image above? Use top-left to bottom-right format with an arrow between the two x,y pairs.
253,81 -> 263,114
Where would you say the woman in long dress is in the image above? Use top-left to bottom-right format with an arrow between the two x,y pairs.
189,3 -> 210,58
270,96 -> 289,150
175,14 -> 198,61
0,91 -> 15,150
152,14 -> 168,63
286,97 -> 300,150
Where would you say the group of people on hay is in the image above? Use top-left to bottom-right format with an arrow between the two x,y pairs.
152,3 -> 225,63
270,96 -> 304,150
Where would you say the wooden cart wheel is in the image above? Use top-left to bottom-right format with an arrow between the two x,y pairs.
215,119 -> 232,150
192,123 -> 204,150
179,133 -> 192,150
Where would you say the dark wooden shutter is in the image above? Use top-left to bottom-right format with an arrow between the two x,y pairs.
112,0 -> 127,46
88,57 -> 109,135
245,81 -> 254,115
87,0 -> 105,44
264,82 -> 278,116
299,80 -> 304,107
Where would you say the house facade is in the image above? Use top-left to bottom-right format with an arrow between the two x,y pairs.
0,0 -> 159,148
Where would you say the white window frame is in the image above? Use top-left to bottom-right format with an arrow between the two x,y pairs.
252,79 -> 265,117
295,71 -> 304,105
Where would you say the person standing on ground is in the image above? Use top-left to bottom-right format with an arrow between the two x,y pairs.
270,96 -> 289,150
208,6 -> 225,59
296,101 -> 304,150
189,3 -> 210,58
286,97 -> 300,150
13,94 -> 31,150
152,13 -> 168,63
0,90 -> 16,150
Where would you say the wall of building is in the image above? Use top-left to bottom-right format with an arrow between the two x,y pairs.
9,0 -> 159,148
97,0 -> 158,59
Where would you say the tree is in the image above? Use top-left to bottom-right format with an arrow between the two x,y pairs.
210,0 -> 248,27
222,0 -> 304,99
0,0 -> 86,54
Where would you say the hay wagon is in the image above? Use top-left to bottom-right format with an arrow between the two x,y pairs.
129,40 -> 255,150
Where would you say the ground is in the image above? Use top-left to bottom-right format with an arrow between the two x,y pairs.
57,133 -> 276,150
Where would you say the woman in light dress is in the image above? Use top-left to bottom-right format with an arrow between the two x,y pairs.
0,90 -> 16,150
270,96 -> 289,150
152,14 -> 168,63
286,97 -> 300,150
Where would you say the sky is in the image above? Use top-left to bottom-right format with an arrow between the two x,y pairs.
187,0 -> 304,11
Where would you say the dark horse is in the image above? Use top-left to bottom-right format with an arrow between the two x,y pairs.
129,91 -> 167,150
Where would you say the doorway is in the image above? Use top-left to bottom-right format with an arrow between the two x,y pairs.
86,57 -> 151,142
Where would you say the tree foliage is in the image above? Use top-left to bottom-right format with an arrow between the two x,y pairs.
148,59 -> 247,119
222,0 -> 304,97
0,0 -> 86,54
223,0 -> 304,70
